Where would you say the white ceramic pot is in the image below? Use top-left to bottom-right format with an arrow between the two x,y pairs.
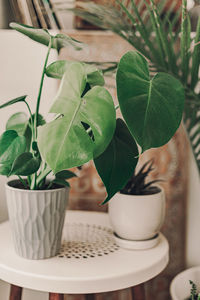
5,180 -> 69,260
170,267 -> 200,300
108,188 -> 165,240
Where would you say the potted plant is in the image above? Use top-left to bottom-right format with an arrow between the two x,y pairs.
170,267 -> 200,300
188,281 -> 200,300
1,22 -> 184,259
1,23 -> 116,259
108,160 -> 165,248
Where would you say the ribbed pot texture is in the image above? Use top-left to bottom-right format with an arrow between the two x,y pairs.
5,180 -> 69,260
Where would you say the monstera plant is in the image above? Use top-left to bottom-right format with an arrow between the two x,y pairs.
0,23 -> 184,203
70,0 -> 200,176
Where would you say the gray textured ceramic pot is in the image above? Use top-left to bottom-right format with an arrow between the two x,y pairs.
5,180 -> 69,260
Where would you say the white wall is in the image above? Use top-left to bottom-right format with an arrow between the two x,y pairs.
186,151 -> 200,267
185,0 -> 200,265
0,29 -> 58,299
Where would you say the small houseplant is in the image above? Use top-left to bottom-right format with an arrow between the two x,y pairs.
1,22 -> 184,259
170,267 -> 200,300
1,23 -> 116,259
108,160 -> 165,245
188,281 -> 200,300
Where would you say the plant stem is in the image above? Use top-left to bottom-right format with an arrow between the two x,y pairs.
30,37 -> 52,190
27,175 -> 31,187
115,104 -> 119,110
46,181 -> 53,190
34,36 -> 52,140
36,166 -> 52,187
181,0 -> 190,84
18,176 -> 28,189
24,99 -> 35,139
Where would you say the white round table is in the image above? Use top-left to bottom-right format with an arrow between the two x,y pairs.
0,210 -> 169,300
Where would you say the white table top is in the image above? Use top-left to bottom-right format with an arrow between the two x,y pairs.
0,210 -> 169,294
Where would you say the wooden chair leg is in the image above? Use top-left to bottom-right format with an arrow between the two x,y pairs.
131,283 -> 145,300
49,293 -> 64,300
85,294 -> 96,300
9,284 -> 23,300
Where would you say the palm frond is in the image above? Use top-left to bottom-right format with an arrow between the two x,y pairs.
181,0 -> 192,84
66,0 -> 200,175
191,17 -> 200,89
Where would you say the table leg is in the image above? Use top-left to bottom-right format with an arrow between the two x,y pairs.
85,294 -> 96,300
131,283 -> 145,300
9,284 -> 23,300
49,293 -> 64,300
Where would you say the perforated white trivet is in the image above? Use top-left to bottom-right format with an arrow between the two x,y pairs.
0,210 -> 169,294
59,223 -> 119,259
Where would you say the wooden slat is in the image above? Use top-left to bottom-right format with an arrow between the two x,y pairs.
131,284 -> 145,300
9,285 -> 23,300
49,293 -> 65,300
85,294 -> 96,300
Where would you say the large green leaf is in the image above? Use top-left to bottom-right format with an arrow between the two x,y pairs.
0,130 -> 26,165
10,23 -> 83,52
117,51 -> 185,152
46,60 -> 105,86
10,152 -> 40,176
0,164 -> 11,176
38,62 -> 116,173
94,119 -> 139,204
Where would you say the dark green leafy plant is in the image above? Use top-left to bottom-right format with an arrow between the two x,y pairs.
188,280 -> 200,300
69,0 -> 200,175
0,22 -> 184,204
121,160 -> 162,195
94,50 -> 184,203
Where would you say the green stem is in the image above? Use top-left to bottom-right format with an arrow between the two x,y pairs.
36,166 -> 52,186
18,176 -> 29,189
46,181 -> 53,190
24,99 -> 35,141
24,100 -> 33,124
27,175 -> 31,187
181,0 -> 190,84
30,37 -> 52,190
34,36 -> 52,140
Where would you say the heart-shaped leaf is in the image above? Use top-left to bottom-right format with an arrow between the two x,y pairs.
0,95 -> 27,109
55,170 -> 77,180
46,61 -> 73,79
94,119 -> 139,204
46,60 -> 104,86
38,62 -> 116,173
117,51 -> 185,152
51,178 -> 70,188
10,23 -> 83,52
6,112 -> 29,136
10,152 -> 40,176
0,130 -> 26,165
